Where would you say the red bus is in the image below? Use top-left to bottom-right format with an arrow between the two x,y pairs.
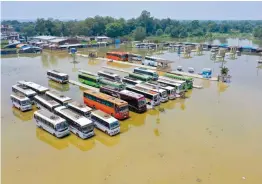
99,85 -> 147,113
83,89 -> 129,120
106,52 -> 129,61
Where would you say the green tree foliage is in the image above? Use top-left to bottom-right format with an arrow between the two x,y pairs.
253,26 -> 262,38
106,22 -> 124,38
156,29 -> 163,36
134,26 -> 146,41
1,11 -> 262,39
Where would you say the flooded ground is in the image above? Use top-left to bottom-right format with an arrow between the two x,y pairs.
1,43 -> 262,184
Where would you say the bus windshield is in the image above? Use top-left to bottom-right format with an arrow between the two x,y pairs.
21,100 -> 31,106
56,121 -> 68,132
81,124 -> 93,134
61,76 -> 68,80
162,91 -> 168,97
138,98 -> 146,107
116,105 -> 128,112
110,121 -> 120,130
115,76 -> 121,82
153,73 -> 159,78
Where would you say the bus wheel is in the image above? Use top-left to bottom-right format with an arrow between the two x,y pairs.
53,133 -> 56,136
105,131 -> 108,135
76,133 -> 79,137
93,105 -> 96,109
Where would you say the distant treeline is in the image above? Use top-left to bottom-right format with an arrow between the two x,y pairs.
2,10 -> 262,40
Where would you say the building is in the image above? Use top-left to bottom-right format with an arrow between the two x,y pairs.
1,25 -> 19,40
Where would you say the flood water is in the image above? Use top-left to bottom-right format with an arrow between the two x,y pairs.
1,41 -> 262,184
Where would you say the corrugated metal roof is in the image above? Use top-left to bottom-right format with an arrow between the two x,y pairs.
33,36 -> 57,40
49,38 -> 67,43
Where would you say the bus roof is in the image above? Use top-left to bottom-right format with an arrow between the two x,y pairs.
12,84 -> 37,96
106,51 -> 129,56
98,70 -> 120,77
17,80 -> 49,93
129,72 -> 152,79
11,92 -> 29,101
166,72 -> 193,80
48,70 -> 68,76
34,94 -> 61,106
84,89 -> 128,106
35,109 -> 65,125
146,82 -> 174,90
157,78 -> 182,87
123,76 -> 142,82
68,101 -> 92,113
55,106 -> 93,126
78,72 -> 98,79
101,78 -> 124,85
159,76 -> 186,84
91,110 -> 117,124
100,85 -> 121,92
46,90 -> 72,102
78,70 -> 98,77
127,86 -> 158,95
134,67 -> 156,73
119,89 -> 144,99
136,84 -> 166,93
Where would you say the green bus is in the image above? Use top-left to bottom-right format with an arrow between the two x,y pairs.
78,73 -> 100,88
129,72 -> 153,82
164,73 -> 193,89
99,78 -> 126,90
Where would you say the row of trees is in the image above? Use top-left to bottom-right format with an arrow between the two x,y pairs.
2,10 -> 262,40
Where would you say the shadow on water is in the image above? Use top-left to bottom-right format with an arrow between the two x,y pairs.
67,134 -> 96,152
48,80 -> 70,92
94,129 -> 120,147
36,128 -> 69,150
12,106 -> 38,122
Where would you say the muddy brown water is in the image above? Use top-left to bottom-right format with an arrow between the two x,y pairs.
1,45 -> 262,184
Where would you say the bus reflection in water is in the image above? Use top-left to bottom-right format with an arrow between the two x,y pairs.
12,106 -> 37,122
94,128 -> 120,147
36,128 -> 69,150
67,134 -> 96,152
48,80 -> 70,92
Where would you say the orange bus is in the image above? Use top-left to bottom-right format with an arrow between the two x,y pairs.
106,52 -> 129,61
83,89 -> 129,120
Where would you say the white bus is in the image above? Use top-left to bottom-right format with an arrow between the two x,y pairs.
34,109 -> 70,138
133,67 -> 159,80
97,70 -> 121,82
47,70 -> 69,84
54,106 -> 95,139
10,93 -> 32,112
34,94 -> 61,112
142,56 -> 164,67
146,81 -> 176,100
126,86 -> 160,108
122,76 -> 143,86
159,76 -> 187,91
45,90 -> 72,106
17,80 -> 49,94
135,83 -> 169,103
12,84 -> 37,104
157,78 -> 185,97
90,110 -> 120,136
68,101 -> 92,117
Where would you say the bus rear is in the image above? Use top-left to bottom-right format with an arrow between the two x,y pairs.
119,90 -> 147,113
